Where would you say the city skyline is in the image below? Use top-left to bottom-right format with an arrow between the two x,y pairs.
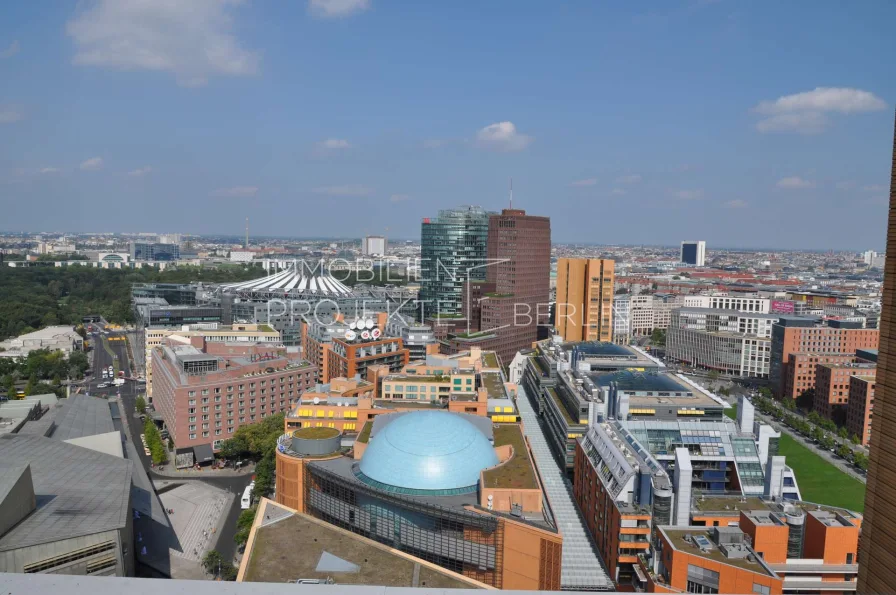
1,1 -> 894,249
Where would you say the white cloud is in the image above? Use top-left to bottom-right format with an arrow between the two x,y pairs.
312,184 -> 373,196
0,105 -> 23,124
673,189 -> 704,200
570,178 -> 598,187
616,174 -> 642,184
309,0 -> 370,18
390,194 -> 411,203
752,87 -> 887,134
776,176 -> 814,189
211,186 -> 258,197
66,0 -> 259,87
39,167 -> 61,175
79,157 -> 104,171
724,199 -> 748,209
128,166 -> 153,177
0,40 -> 20,59
755,112 -> 827,134
316,138 -> 352,152
475,121 -> 533,152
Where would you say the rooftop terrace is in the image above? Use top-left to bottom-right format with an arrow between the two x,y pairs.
481,424 -> 539,490
662,528 -> 774,574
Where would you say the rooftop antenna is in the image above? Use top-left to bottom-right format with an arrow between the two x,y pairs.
509,177 -> 513,209
245,217 -> 249,249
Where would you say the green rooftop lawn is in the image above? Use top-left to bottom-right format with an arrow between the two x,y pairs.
724,403 -> 865,512
482,424 -> 538,490
293,426 -> 340,439
482,352 -> 499,368
357,421 -> 372,444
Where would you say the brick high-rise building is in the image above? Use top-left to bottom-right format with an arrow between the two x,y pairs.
555,258 -> 615,342
846,375 -> 876,446
451,209 -> 551,367
857,112 -> 896,593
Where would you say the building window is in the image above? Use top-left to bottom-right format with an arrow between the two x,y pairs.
752,585 -> 770,595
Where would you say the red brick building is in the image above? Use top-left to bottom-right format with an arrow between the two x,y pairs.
846,375 -> 876,446
814,362 -> 877,420
151,338 -> 317,450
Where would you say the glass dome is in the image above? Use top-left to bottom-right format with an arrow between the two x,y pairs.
357,411 -> 499,495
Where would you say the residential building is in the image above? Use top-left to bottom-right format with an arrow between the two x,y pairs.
813,362 -> 877,420
327,335 -> 410,384
274,412 -> 563,590
0,325 -> 84,359
555,258 -> 615,342
769,316 -> 879,398
846,375 -> 875,446
613,294 -> 632,344
680,240 -> 706,266
419,206 -> 491,317
151,339 -> 317,450
631,294 -> 656,336
451,209 -> 551,366
666,308 -> 779,377
383,313 -> 439,360
361,235 -> 386,256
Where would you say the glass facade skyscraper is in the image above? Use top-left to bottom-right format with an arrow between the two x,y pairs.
420,206 -> 491,318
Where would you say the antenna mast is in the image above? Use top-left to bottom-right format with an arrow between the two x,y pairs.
245,217 -> 249,248
509,177 -> 513,209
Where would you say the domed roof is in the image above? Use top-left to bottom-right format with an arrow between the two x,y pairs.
357,411 -> 498,495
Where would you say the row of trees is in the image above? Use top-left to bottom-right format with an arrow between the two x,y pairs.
751,393 -> 868,471
201,549 -> 238,581
0,265 -> 264,341
0,348 -> 90,398
143,418 -> 168,465
218,413 -> 284,500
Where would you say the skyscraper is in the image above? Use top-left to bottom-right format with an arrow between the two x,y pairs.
555,258 -> 615,342
680,240 -> 706,266
361,235 -> 386,256
451,209 -> 551,366
857,112 -> 896,593
419,206 -> 491,318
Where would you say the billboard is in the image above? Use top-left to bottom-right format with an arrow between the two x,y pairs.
771,300 -> 795,314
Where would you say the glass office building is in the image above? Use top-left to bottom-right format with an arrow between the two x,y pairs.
420,206 -> 491,318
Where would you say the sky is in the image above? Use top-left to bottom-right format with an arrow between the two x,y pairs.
1,0 -> 895,250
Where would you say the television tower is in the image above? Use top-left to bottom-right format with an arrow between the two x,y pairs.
245,217 -> 249,248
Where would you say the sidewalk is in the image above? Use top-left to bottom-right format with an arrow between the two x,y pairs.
151,464 -> 257,479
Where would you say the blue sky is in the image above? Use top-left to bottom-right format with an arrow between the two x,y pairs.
1,0 -> 894,250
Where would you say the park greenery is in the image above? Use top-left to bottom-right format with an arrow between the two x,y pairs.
135,395 -> 147,414
234,506 -> 257,547
202,549 -> 238,581
0,348 -> 90,398
218,413 -> 284,499
143,418 -> 168,465
0,264 -> 265,341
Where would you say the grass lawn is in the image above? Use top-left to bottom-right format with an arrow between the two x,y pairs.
723,403 -> 865,512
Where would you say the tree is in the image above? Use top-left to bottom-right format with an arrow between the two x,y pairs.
135,395 -> 146,414
234,506 -> 257,547
837,444 -> 854,460
202,550 -> 225,577
837,426 -> 849,440
854,451 -> 869,471
650,328 -> 666,347
252,452 -> 275,499
850,433 -> 861,445
144,418 -> 168,465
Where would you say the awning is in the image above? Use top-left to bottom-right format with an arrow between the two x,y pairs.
193,443 -> 215,463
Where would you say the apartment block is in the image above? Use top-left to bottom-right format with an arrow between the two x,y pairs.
613,294 -> 632,344
151,339 -> 317,450
769,317 -> 878,398
846,375 -> 876,446
813,362 -> 877,420
781,353 -> 857,402
555,258 -> 615,342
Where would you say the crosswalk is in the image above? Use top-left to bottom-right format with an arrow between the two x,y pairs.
516,385 -> 614,591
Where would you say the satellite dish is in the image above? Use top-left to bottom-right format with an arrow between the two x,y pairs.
361,330 -> 371,340
345,330 -> 357,341
349,321 -> 357,330
365,319 -> 374,329
371,328 -> 381,339
313,397 -> 320,405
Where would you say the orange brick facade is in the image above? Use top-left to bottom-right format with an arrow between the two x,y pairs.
846,375 -> 876,446
814,364 -> 877,420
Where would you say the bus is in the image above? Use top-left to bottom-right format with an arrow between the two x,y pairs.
241,486 -> 253,510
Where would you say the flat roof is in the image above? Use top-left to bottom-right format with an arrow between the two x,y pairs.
482,424 -> 538,490
678,307 -> 780,319
588,371 -> 692,394
662,528 -> 774,575
243,502 -> 483,588
47,394 -> 116,441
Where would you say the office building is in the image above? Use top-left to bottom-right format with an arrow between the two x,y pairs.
0,325 -> 84,359
274,412 -> 562,590
451,209 -> 551,367
419,206 -> 491,317
846,375 -> 876,446
683,294 -> 771,313
361,235 -> 387,256
813,362 -> 877,421
134,304 -> 223,329
666,308 -> 779,377
150,338 -> 317,451
680,240 -> 706,266
555,258 -> 615,342
769,317 -> 878,398
382,313 -> 439,360
854,115 -> 894,593
129,241 -> 180,261
143,323 -> 281,400
613,294 -> 632,344
628,294 -> 684,337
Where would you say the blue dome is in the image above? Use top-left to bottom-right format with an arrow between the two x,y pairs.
357,411 -> 498,495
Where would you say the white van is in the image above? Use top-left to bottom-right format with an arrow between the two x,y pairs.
240,486 -> 252,510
